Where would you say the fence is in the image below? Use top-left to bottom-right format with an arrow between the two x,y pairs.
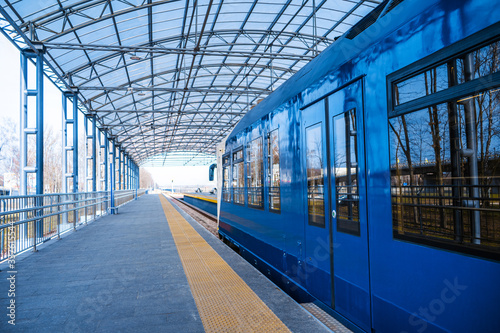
0,189 -> 147,261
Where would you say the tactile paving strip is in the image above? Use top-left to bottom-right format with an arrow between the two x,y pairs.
301,302 -> 352,333
160,195 -> 291,333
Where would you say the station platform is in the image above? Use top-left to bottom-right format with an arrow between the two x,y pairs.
0,194 -> 333,332
181,193 -> 217,216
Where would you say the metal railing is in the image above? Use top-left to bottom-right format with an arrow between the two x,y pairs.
0,189 -> 146,261
392,184 -> 500,247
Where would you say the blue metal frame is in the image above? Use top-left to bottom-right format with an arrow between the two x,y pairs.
110,140 -> 116,192
62,92 -> 79,194
20,48 -> 44,247
84,115 -> 97,192
117,148 -> 122,190
99,130 -> 109,192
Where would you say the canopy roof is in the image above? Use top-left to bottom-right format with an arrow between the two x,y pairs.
0,0 -> 382,165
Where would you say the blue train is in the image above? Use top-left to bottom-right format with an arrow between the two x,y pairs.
217,0 -> 500,332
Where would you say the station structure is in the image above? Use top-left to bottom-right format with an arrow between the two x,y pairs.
0,1 -> 393,332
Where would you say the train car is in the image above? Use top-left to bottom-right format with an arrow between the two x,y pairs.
217,0 -> 500,332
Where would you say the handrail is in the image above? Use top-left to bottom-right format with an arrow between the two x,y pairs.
0,189 -> 147,261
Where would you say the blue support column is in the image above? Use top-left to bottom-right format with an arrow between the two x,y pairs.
123,154 -> 127,190
127,156 -> 130,190
134,162 -> 138,199
20,47 -> 44,247
62,92 -> 79,193
110,162 -> 116,214
101,131 -> 108,191
110,140 -> 115,192
127,155 -> 130,190
117,149 -> 122,190
84,115 -> 97,192
122,151 -> 126,190
62,91 -> 79,227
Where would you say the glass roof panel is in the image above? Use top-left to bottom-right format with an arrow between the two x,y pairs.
0,0 -> 387,164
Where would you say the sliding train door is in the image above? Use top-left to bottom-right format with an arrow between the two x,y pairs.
301,99 -> 332,306
328,79 -> 371,331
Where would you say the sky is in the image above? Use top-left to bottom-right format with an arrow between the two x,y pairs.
0,33 -> 215,188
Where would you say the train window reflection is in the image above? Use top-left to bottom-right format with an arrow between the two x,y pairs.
333,109 -> 360,235
394,40 -> 500,107
247,137 -> 264,208
268,129 -> 281,212
232,148 -> 245,205
222,153 -> 231,203
306,123 -> 325,227
457,41 -> 500,83
389,88 -> 500,251
395,64 -> 448,105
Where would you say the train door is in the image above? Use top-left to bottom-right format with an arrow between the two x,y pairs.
301,99 -> 332,306
327,78 -> 371,331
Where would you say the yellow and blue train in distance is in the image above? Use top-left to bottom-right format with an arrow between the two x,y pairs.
216,0 -> 500,332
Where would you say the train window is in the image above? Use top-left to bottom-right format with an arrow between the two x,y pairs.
306,123 -> 325,227
222,153 -> 231,203
394,64 -> 448,105
247,137 -> 264,208
232,148 -> 245,205
233,149 -> 243,161
268,129 -> 281,212
389,38 -> 500,258
333,109 -> 360,235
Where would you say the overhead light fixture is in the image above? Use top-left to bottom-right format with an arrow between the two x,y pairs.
130,52 -> 141,60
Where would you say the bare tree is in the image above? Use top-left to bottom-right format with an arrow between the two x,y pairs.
43,126 -> 62,193
0,117 -> 20,176
140,167 -> 155,189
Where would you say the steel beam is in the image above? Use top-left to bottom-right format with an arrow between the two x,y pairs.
77,86 -> 269,95
43,41 -> 317,61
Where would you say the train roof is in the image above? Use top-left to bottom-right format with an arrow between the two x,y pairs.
227,0 -> 436,141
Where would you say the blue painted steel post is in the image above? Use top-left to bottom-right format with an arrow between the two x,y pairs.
121,151 -> 125,190
127,156 -> 131,190
117,148 -> 122,190
62,92 -> 79,193
99,130 -> 109,211
127,155 -> 131,190
20,47 -> 45,248
135,163 -> 138,199
72,93 -> 79,229
110,162 -> 116,214
124,154 -> 128,190
62,91 -> 79,226
84,116 -> 97,192
102,131 -> 108,192
110,140 -> 116,209
92,117 -> 97,192
35,50 -> 44,246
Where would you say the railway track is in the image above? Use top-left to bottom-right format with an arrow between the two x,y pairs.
168,194 -> 219,237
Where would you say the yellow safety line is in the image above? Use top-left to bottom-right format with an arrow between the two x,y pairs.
183,193 -> 217,204
159,194 -> 290,333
